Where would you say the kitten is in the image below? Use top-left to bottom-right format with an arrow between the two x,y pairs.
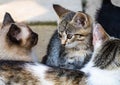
0,12 -> 86,85
42,4 -> 93,70
0,12 -> 38,61
81,23 -> 120,85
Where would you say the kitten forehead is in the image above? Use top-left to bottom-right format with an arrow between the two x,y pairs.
15,23 -> 30,37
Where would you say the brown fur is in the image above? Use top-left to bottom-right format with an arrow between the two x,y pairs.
0,12 -> 87,85
0,61 -> 40,85
46,68 -> 86,85
0,13 -> 38,61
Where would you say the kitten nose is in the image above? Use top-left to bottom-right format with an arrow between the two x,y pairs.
61,39 -> 67,45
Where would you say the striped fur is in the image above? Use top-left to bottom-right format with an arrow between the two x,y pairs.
43,4 -> 93,70
82,24 -> 120,85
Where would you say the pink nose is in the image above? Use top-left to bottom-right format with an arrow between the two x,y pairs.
61,39 -> 67,45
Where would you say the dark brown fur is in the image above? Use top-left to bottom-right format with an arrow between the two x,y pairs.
0,61 -> 40,85
94,39 -> 120,69
46,68 -> 86,85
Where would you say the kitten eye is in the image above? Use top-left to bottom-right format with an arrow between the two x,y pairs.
78,35 -> 81,38
67,34 -> 73,39
75,34 -> 84,38
58,33 -> 62,38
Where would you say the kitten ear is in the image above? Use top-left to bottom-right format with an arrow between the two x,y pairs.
70,12 -> 90,28
2,12 -> 15,27
7,24 -> 21,44
93,23 -> 109,48
53,4 -> 70,18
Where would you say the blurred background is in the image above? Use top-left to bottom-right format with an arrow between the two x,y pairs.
0,0 -> 119,61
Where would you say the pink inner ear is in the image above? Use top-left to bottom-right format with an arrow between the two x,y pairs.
75,19 -> 82,27
93,31 -> 97,46
93,24 -> 100,46
92,23 -> 109,47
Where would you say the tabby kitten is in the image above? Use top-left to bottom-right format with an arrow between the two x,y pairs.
42,4 -> 93,70
81,23 -> 120,85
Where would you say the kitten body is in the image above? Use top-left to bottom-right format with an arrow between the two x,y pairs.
0,61 -> 86,85
81,24 -> 120,85
43,5 -> 93,69
42,30 -> 61,66
0,13 -> 86,85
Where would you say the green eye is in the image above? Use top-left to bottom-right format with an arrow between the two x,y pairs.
67,34 -> 73,39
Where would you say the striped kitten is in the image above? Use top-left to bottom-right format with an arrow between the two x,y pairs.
43,4 -> 93,69
0,13 -> 86,85
81,23 -> 120,85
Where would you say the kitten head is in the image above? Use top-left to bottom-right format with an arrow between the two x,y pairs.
53,4 -> 93,49
64,12 -> 92,48
0,12 -> 38,61
92,24 -> 120,69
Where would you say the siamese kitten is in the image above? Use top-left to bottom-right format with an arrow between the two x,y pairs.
0,13 -> 38,61
42,4 -> 93,69
81,23 -> 120,85
0,12 -> 86,85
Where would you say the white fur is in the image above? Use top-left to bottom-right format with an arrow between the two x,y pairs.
65,41 -> 79,48
0,77 -> 5,85
81,45 -> 120,85
85,67 -> 120,85
26,63 -> 55,85
17,26 -> 30,45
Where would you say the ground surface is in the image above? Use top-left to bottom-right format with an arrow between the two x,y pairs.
30,25 -> 57,61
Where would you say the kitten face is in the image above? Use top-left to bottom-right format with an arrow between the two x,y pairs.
7,23 -> 38,49
63,12 -> 92,48
0,12 -> 38,61
53,5 -> 92,48
1,13 -> 38,49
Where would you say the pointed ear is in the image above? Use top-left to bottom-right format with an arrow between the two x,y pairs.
2,12 -> 15,26
70,12 -> 90,28
93,23 -> 109,48
53,4 -> 71,18
7,24 -> 21,44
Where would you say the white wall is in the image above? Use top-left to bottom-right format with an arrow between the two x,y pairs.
0,0 -> 82,23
